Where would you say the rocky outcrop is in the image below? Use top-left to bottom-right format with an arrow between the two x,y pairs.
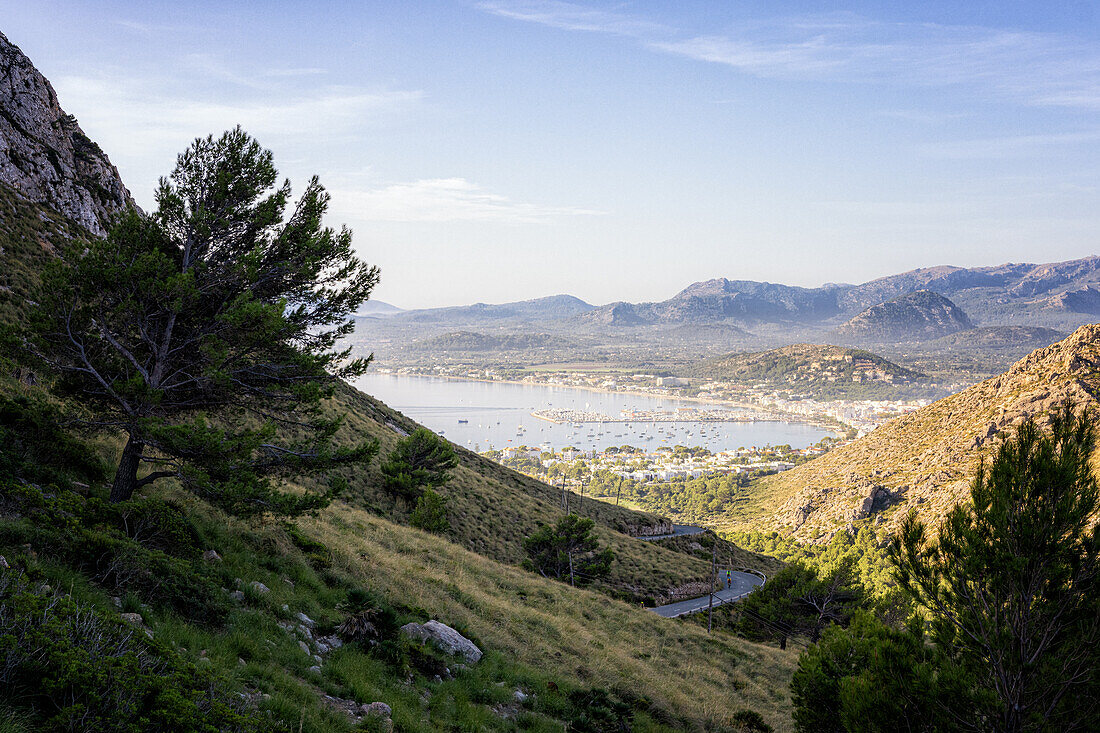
0,31 -> 133,235
833,290 -> 972,343
757,324 -> 1100,541
400,620 -> 482,663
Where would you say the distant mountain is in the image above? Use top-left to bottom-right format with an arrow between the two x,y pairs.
582,279 -> 842,326
356,300 -> 404,316
741,324 -> 1100,541
364,257 -> 1100,336
835,258 -> 1100,325
394,294 -> 594,324
832,290 -> 972,343
408,330 -> 572,351
1043,286 -> 1100,314
925,326 -> 1065,352
578,301 -> 646,326
692,344 -> 926,387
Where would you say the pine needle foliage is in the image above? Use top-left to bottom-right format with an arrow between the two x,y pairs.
27,128 -> 380,517
891,404 -> 1100,732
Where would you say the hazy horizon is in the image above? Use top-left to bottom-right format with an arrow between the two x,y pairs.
4,1 -> 1100,309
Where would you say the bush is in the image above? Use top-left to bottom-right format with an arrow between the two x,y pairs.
379,429 -> 457,501
0,569 -> 259,732
410,489 -> 449,533
522,514 -> 613,587
0,483 -> 228,624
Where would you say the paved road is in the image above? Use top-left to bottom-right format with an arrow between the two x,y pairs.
650,572 -> 765,618
636,524 -> 707,541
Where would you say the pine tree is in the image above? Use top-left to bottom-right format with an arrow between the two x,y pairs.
379,428 -> 458,501
891,404 -> 1100,732
28,128 -> 380,517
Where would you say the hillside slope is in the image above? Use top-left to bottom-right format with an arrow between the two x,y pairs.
327,383 -> 780,603
727,324 -> 1100,541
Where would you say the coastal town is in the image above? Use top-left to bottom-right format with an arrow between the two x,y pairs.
483,437 -> 842,495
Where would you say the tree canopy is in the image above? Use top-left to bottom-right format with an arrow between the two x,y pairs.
790,405 -> 1100,732
28,127 -> 380,517
523,514 -> 613,587
379,428 -> 458,502
891,404 -> 1100,732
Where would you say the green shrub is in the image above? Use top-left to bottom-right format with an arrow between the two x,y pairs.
0,569 -> 260,732
410,489 -> 449,533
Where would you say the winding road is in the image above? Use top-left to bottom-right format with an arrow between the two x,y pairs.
650,571 -> 764,618
634,524 -> 766,618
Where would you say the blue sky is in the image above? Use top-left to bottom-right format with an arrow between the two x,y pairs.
3,1 -> 1100,308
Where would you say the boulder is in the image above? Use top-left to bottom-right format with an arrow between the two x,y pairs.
399,620 -> 482,663
361,702 -> 391,718
249,581 -> 269,595
202,549 -> 222,563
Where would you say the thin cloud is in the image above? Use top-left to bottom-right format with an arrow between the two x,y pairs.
480,2 -> 1100,110
332,177 -> 605,224
477,0 -> 666,36
54,74 -> 422,147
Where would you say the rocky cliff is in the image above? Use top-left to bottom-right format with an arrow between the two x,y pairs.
0,31 -> 132,235
751,324 -> 1100,541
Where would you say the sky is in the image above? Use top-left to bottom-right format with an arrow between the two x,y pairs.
3,1 -> 1100,309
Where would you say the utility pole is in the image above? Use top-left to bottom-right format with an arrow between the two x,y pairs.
708,535 -> 717,634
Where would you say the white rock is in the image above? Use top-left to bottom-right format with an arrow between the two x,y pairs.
399,620 -> 482,663
514,690 -> 528,703
361,702 -> 392,718
249,581 -> 269,595
202,549 -> 222,562
295,611 -> 315,627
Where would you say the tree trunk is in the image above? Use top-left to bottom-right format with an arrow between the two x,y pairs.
110,435 -> 144,503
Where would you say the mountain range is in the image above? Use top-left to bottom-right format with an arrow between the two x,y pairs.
371,258 -> 1100,345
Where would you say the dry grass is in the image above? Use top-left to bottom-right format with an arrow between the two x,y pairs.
325,384 -> 777,602
306,502 -> 799,732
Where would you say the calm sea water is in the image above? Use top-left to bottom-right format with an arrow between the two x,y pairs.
354,374 -> 832,453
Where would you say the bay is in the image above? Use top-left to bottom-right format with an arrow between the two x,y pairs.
355,373 -> 833,453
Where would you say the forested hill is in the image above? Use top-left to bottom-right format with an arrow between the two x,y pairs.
691,343 -> 927,389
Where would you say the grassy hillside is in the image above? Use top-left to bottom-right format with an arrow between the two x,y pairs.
0,180 -> 793,731
0,385 -> 797,731
715,324 -> 1100,542
0,184 -> 91,326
